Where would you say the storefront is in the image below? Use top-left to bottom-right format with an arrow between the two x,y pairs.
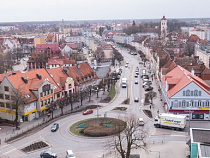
169,109 -> 210,120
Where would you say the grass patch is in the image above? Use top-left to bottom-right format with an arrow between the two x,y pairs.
70,118 -> 94,136
108,84 -> 116,100
70,117 -> 126,137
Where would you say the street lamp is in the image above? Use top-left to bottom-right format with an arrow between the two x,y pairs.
149,150 -> 160,158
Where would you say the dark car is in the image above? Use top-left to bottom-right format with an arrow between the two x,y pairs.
40,151 -> 57,158
144,86 -> 153,91
82,109 -> 93,115
51,123 -> 59,132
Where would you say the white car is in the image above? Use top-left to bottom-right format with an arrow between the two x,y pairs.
125,64 -> 128,68
66,150 -> 76,158
134,97 -> 139,102
135,80 -> 138,84
139,118 -> 144,126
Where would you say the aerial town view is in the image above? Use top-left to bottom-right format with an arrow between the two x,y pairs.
0,0 -> 210,158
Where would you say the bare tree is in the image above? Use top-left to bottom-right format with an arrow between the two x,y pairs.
106,115 -> 148,158
11,87 -> 27,130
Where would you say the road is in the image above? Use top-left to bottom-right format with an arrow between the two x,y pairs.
0,46 -> 189,158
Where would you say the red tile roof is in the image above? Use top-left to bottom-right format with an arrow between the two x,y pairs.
66,43 -> 78,49
68,63 -> 98,85
161,65 -> 210,98
7,68 -> 62,103
36,44 -> 60,51
0,71 -> 21,82
47,59 -> 76,66
47,67 -> 68,88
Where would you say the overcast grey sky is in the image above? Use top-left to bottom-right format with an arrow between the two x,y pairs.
1,0 -> 210,22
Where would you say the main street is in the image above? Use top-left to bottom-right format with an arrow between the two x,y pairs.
0,46 -> 189,158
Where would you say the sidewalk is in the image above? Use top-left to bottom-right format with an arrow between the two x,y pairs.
0,90 -> 109,145
141,69 -> 165,120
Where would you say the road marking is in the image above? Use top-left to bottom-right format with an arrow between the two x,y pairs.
0,147 -> 17,156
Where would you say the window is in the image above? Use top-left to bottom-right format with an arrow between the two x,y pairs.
182,100 -> 186,107
6,103 -> 10,109
194,90 -> 198,96
40,92 -> 43,97
186,90 -> 190,96
189,100 -> 194,107
205,101 -> 209,107
11,104 -> 16,109
0,102 -> 4,107
41,101 -> 44,107
174,100 -> 179,107
183,91 -> 185,96
0,94 -> 4,99
199,91 -> 201,96
191,91 -> 194,96
4,86 -> 9,92
198,101 -> 202,107
5,95 -> 10,100
57,93 -> 60,98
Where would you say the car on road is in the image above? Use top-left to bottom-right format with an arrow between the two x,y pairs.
139,61 -> 144,64
135,80 -> 138,84
125,64 -> 128,68
40,151 -> 57,158
51,123 -> 59,132
131,52 -> 134,55
138,118 -> 144,126
144,85 -> 153,91
135,74 -> 138,78
82,109 -> 93,115
66,150 -> 76,158
134,97 -> 139,102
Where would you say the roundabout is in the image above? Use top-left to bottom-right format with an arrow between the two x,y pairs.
70,117 -> 126,137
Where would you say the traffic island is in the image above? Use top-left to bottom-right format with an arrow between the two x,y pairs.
143,109 -> 153,118
70,118 -> 126,137
112,107 -> 127,111
21,141 -> 49,153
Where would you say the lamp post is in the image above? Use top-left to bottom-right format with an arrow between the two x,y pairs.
149,150 -> 160,158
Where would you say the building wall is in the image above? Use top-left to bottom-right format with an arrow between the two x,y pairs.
34,38 -> 46,47
195,48 -> 210,69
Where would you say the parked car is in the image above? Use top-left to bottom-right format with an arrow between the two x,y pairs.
135,80 -> 138,84
135,74 -> 138,78
142,81 -> 152,88
125,64 -> 128,68
82,109 -> 93,115
51,123 -> 59,132
66,150 -> 76,158
40,151 -> 57,158
141,74 -> 148,78
142,75 -> 149,79
144,86 -> 153,91
134,97 -> 139,102
139,118 -> 144,126
139,61 -> 144,64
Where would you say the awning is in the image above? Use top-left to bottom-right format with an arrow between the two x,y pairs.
40,106 -> 48,111
24,109 -> 37,116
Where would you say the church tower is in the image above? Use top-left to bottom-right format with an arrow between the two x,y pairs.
161,16 -> 167,38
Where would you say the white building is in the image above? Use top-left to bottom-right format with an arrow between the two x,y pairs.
65,36 -> 84,43
161,65 -> 210,120
113,33 -> 134,45
189,28 -> 209,40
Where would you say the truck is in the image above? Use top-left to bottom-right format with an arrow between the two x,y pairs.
121,78 -> 127,88
154,113 -> 186,130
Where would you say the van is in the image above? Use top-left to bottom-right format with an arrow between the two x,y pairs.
66,150 -> 76,158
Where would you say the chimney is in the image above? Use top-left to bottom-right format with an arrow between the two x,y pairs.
77,64 -> 80,69
191,68 -> 195,75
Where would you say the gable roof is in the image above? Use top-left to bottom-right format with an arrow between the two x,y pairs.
68,63 -> 98,85
161,65 -> 210,98
0,71 -> 21,82
47,67 -> 68,88
6,68 -> 62,103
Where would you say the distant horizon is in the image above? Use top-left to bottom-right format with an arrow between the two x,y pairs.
0,16 -> 210,24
